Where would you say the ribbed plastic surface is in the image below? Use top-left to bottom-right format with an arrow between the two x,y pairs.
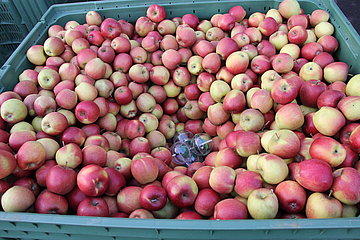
0,0 -> 359,239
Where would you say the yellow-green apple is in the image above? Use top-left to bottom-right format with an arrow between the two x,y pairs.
0,150 -> 16,179
310,9 -> 330,27
247,188 -> 278,219
17,141 -> 46,170
214,147 -> 242,168
239,109 -> 265,132
77,197 -> 109,217
345,74 -> 360,96
163,79 -> 182,98
140,184 -> 167,211
323,62 -> 348,83
46,165 -> 77,195
293,159 -> 333,192
209,166 -> 236,194
234,170 -> 263,198
269,31 -> 288,51
267,129 -> 301,158
260,70 -> 282,91
304,29 -> 317,44
1,99 -> 27,124
26,45 -> 46,65
94,79 -> 114,98
332,167 -> 360,205
275,103 -> 304,130
37,68 -> 61,91
278,0 -> 301,19
157,20 -> 176,35
275,180 -> 306,213
1,186 -> 35,212
338,96 -> 360,121
209,80 -> 230,103
131,157 -> 158,184
113,157 -> 132,180
314,22 -> 334,38
225,51 -> 249,74
165,175 -> 198,208
250,55 -> 271,74
77,164 -> 109,197
265,9 -> 282,24
256,153 -> 289,184
206,27 -> 225,41
187,55 -> 203,75
194,188 -> 220,217
299,62 -> 323,81
248,12 -> 265,27
75,82 -> 98,101
86,10 -> 102,25
231,73 -> 254,92
305,192 -> 342,218
309,136 -> 346,167
56,143 -> 83,168
313,106 -> 346,136
271,53 -> 294,73
129,64 -> 149,83
236,131 -> 262,157
342,204 -> 359,218
213,198 -> 248,219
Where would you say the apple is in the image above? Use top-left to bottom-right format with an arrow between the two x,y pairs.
207,103 -> 230,126
1,186 -> 35,212
235,131 -> 261,157
0,150 -> 16,179
250,55 -> 271,75
323,62 -> 348,83
313,106 -> 346,136
116,186 -> 142,214
77,197 -> 109,217
310,9 -> 330,26
275,103 -> 304,130
256,153 -> 289,184
272,53 -> 294,73
45,165 -> 77,195
225,51 -> 249,75
1,99 -> 28,124
314,21 -> 334,38
305,192 -> 342,219
34,189 -> 68,214
271,78 -> 301,105
332,167 -> 360,205
26,45 -> 46,65
165,175 -> 198,208
346,74 -> 360,96
267,129 -> 301,158
239,109 -> 265,132
247,188 -> 278,219
275,180 -> 306,213
209,166 -> 236,194
140,184 -> 167,211
234,170 -> 263,198
104,167 -> 126,196
131,157 -> 158,184
309,136 -> 346,167
293,159 -> 333,192
214,198 -> 248,220
299,62 -> 323,81
16,140 -> 46,171
349,125 -> 360,153
77,164 -> 109,197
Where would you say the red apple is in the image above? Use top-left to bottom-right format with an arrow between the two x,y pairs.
77,164 -> 109,197
77,197 -> 109,217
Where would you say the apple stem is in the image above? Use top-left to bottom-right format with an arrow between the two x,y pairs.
275,133 -> 280,140
328,189 -> 333,198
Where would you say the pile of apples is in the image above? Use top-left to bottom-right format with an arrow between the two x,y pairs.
0,0 -> 359,220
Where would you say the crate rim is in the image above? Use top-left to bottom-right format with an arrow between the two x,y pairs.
0,212 -> 359,230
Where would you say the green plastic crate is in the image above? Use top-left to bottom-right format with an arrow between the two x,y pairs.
0,0 -> 360,239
